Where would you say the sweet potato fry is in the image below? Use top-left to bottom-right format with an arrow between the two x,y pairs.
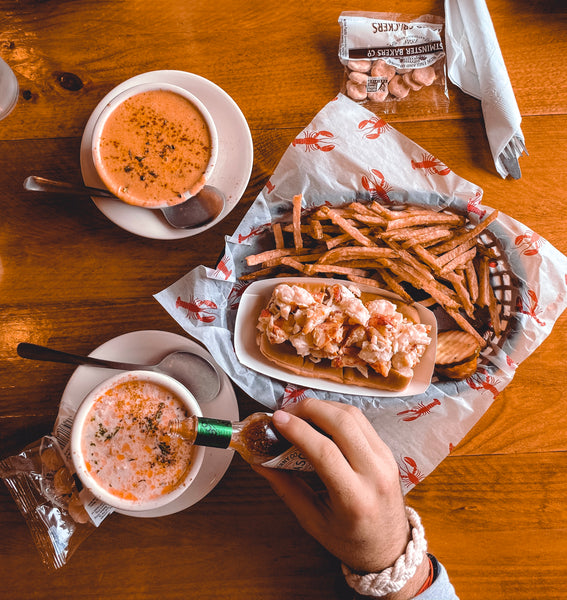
280,257 -> 307,273
350,214 -> 389,227
476,256 -> 491,308
376,269 -> 414,302
262,252 -> 327,268
432,210 -> 499,255
272,222 -> 284,249
487,284 -> 502,336
439,247 -> 477,275
386,212 -> 464,230
464,261 -> 479,304
368,201 -> 395,219
346,274 -> 387,290
292,194 -> 303,249
309,218 -> 324,240
436,237 -> 477,267
382,259 -> 459,310
326,227 -> 372,250
321,206 -> 375,247
411,244 -> 442,270
383,225 -> 452,245
304,263 -> 368,278
246,248 -> 301,267
318,246 -> 396,264
445,272 -> 475,317
383,240 -> 435,281
240,266 -> 280,280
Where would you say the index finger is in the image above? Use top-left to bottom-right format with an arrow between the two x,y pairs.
271,409 -> 355,494
280,398 -> 393,475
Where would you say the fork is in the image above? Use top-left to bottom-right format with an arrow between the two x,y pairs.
499,135 -> 529,180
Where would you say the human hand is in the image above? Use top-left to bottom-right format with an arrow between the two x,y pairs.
253,398 -> 429,599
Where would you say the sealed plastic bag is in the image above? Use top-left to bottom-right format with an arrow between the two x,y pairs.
338,11 -> 449,115
0,436 -> 95,570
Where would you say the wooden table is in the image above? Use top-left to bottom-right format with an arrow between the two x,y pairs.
1,1 -> 566,598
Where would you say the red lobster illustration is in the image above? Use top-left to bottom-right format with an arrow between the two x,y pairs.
175,296 -> 217,323
466,366 -> 500,398
397,398 -> 441,422
505,354 -> 518,370
516,288 -> 546,326
292,130 -> 335,152
281,385 -> 309,408
515,230 -> 542,256
227,281 -> 249,310
361,169 -> 393,203
398,456 -> 424,487
411,153 -> 451,176
237,222 -> 270,243
358,116 -> 391,140
212,255 -> 233,280
467,190 -> 486,219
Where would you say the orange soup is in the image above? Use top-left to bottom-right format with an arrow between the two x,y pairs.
81,379 -> 195,503
95,89 -> 212,208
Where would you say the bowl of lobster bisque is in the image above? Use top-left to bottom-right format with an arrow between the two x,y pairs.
91,82 -> 218,209
71,370 -> 205,512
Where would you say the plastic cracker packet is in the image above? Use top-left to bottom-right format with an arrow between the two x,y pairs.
0,435 -> 104,570
338,11 -> 449,116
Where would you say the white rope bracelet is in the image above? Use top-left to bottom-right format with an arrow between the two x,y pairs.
341,506 -> 427,597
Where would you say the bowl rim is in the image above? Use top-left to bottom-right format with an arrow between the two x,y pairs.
70,369 -> 205,512
91,81 -> 219,208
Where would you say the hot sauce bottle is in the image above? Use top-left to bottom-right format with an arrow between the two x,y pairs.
169,412 -> 313,471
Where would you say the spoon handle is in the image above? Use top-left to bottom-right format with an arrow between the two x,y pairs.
23,176 -> 116,198
17,342 -> 146,372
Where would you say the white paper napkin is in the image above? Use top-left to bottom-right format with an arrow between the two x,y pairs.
444,0 -> 527,178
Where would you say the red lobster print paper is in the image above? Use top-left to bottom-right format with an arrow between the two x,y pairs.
155,94 -> 567,493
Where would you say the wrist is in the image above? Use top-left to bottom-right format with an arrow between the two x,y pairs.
374,555 -> 431,600
342,507 -> 428,598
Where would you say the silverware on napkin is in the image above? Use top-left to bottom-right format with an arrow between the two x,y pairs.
500,136 -> 528,180
444,0 -> 528,179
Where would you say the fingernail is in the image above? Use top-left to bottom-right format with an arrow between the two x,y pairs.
273,410 -> 291,425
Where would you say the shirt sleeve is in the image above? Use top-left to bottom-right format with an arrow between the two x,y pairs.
414,555 -> 459,600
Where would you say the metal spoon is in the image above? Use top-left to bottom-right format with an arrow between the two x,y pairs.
17,342 -> 221,403
23,176 -> 226,229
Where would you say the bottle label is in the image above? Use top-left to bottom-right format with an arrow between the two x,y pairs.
195,418 -> 233,449
261,445 -> 314,471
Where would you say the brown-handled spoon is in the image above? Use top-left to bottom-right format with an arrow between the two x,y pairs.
23,176 -> 226,229
17,342 -> 222,403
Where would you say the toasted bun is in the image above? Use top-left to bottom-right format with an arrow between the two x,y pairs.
435,356 -> 478,380
435,330 -> 481,365
256,282 -> 421,392
435,329 -> 481,380
257,331 -> 412,391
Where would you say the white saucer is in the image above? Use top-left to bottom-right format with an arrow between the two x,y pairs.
80,70 -> 253,240
59,330 -> 239,518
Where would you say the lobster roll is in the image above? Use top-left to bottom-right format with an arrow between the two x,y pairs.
256,282 -> 432,392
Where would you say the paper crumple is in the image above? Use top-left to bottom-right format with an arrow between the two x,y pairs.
155,94 -> 567,492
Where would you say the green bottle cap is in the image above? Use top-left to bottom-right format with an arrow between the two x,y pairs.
195,417 -> 233,449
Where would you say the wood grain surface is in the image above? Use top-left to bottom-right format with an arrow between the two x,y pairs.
1,1 -> 566,598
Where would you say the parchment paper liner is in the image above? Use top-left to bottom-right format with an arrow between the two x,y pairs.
155,94 -> 567,491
